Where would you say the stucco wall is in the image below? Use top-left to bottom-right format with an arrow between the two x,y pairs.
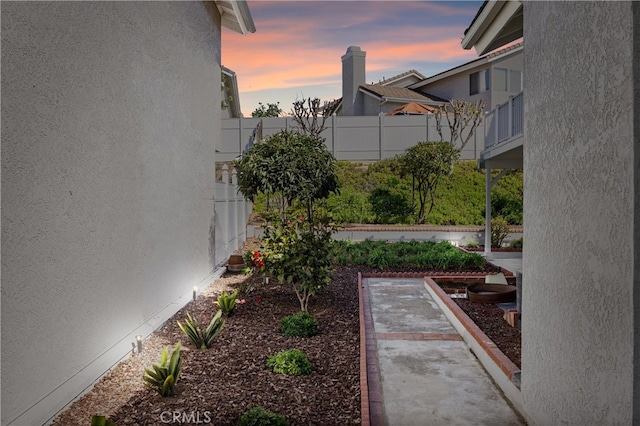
523,2 -> 637,424
1,2 -> 222,424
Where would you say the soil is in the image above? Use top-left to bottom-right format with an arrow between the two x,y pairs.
52,241 -> 521,425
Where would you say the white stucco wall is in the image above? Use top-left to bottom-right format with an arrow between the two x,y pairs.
1,2 -> 222,424
523,2 -> 638,424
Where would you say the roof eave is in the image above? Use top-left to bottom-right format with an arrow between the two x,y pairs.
216,0 -> 256,35
461,0 -> 522,56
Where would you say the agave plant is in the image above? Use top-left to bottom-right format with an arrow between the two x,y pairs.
91,415 -> 116,426
143,343 -> 182,397
177,310 -> 225,349
216,289 -> 239,316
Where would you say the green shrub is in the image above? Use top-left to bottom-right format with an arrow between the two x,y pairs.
281,311 -> 318,337
177,311 -> 225,349
509,237 -> 523,249
369,188 -> 413,224
91,415 -> 116,426
143,343 -> 182,397
332,239 -> 488,271
238,406 -> 289,426
266,349 -> 312,376
216,289 -> 239,316
491,216 -> 511,248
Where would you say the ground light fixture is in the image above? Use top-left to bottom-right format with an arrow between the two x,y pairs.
136,335 -> 142,354
193,286 -> 197,301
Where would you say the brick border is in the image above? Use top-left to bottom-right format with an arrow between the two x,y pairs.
423,277 -> 520,384
359,271 -> 522,426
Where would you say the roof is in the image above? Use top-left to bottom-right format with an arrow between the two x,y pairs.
359,84 -> 447,103
215,0 -> 256,34
461,0 -> 523,55
378,70 -> 426,86
386,102 -> 437,116
408,41 -> 522,90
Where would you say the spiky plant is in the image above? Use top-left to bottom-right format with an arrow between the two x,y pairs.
143,343 -> 182,397
216,289 -> 239,316
90,415 -> 116,426
177,310 -> 225,349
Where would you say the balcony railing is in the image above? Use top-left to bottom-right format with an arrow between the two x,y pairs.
484,91 -> 523,149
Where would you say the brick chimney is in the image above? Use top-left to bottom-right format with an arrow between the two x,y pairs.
341,46 -> 366,116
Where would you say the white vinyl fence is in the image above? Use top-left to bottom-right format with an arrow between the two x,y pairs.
214,164 -> 252,267
220,115 -> 485,163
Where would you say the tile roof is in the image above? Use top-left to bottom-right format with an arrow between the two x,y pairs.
360,84 -> 447,103
378,69 -> 426,85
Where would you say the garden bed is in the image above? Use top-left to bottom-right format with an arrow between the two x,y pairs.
53,258 -> 519,425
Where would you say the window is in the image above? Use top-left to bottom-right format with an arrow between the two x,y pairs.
469,70 -> 490,95
494,68 -> 508,91
510,70 -> 523,92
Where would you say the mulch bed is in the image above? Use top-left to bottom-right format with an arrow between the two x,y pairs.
453,298 -> 521,367
53,258 -> 520,425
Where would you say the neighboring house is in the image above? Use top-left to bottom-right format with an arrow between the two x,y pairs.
340,46 -> 447,116
462,1 -> 639,425
340,42 -> 523,117
1,2 -> 254,425
410,41 -> 523,111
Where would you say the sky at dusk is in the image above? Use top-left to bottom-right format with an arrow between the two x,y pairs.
221,0 -> 483,117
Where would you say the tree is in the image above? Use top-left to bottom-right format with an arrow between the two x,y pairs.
235,130 -> 338,221
251,102 -> 282,118
399,141 -> 460,224
235,130 -> 340,312
434,99 -> 485,151
290,97 -> 339,137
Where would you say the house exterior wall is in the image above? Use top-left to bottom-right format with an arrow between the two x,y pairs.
489,53 -> 523,108
416,63 -> 491,108
1,2 -> 223,424
523,2 -> 638,424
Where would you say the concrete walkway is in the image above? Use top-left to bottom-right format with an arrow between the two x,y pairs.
361,276 -> 525,426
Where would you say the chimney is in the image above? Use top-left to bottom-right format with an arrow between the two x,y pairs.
341,46 -> 366,116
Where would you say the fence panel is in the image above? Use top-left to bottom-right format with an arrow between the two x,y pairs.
213,164 -> 251,267
220,115 -> 486,163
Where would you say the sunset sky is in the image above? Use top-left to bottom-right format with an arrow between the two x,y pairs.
221,0 -> 483,117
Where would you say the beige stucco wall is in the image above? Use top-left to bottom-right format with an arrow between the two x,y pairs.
1,2 -> 222,424
523,1 -> 638,424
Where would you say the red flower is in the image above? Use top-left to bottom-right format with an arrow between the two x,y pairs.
255,296 -> 263,304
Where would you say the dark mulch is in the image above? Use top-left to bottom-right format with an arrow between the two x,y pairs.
62,261 -> 519,425
454,298 -> 521,368
110,267 -> 363,426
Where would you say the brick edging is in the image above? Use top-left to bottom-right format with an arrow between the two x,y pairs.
423,277 -> 520,383
358,272 -> 370,426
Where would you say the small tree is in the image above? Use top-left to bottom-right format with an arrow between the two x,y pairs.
290,97 -> 339,137
399,141 -> 460,224
434,99 -> 485,151
251,101 -> 282,118
235,130 -> 338,222
235,130 -> 339,311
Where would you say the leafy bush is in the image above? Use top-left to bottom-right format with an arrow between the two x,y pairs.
266,349 -> 312,376
491,216 -> 511,248
238,407 -> 289,426
332,239 -> 488,271
281,311 -> 318,337
143,343 -> 182,397
177,311 -> 225,349
91,416 -> 116,426
369,188 -> 412,224
216,289 -> 239,316
510,237 -> 523,249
